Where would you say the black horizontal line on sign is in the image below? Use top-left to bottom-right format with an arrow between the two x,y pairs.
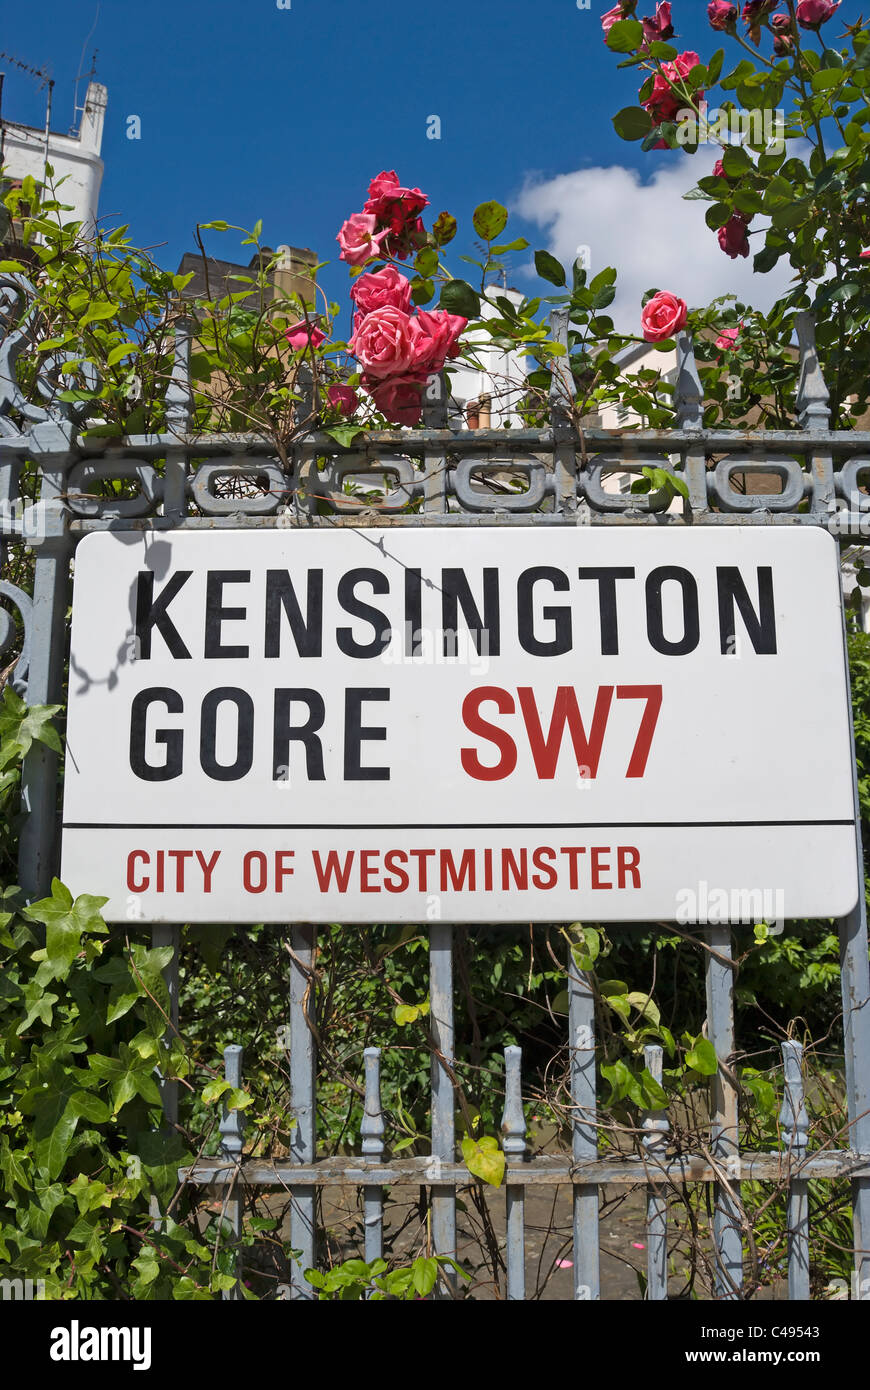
62,820 -> 856,830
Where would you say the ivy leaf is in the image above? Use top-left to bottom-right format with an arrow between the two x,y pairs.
461,1134 -> 505,1188
0,690 -> 62,758
24,880 -> 108,981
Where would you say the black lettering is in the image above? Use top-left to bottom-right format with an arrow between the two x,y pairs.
129,687 -> 184,781
265,570 -> 323,658
577,567 -> 635,655
337,569 -> 391,658
135,572 -> 192,660
717,566 -> 776,655
273,689 -> 326,781
204,571 -> 250,659
344,688 -> 390,781
645,566 -> 700,655
200,688 -> 254,781
517,567 -> 571,656
441,568 -> 500,657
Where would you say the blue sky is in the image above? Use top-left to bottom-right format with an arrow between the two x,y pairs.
0,0 -> 852,330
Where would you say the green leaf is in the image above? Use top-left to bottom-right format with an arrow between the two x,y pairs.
79,301 -> 118,327
105,342 -> 141,367
472,201 -> 508,241
323,424 -> 366,448
685,1038 -> 718,1075
461,1134 -> 505,1188
411,1257 -> 439,1297
606,17 -> 643,53
534,250 -> 566,287
432,212 -> 457,246
612,106 -> 654,141
439,279 -> 481,318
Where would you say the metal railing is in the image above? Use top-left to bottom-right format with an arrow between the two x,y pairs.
2,269 -> 870,1299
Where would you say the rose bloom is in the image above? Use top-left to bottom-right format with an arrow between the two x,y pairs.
285,321 -> 327,352
350,305 -> 422,380
350,266 -> 413,317
861,249 -> 870,259
770,11 -> 792,29
412,309 -> 467,374
713,157 -> 727,178
326,383 -> 359,417
715,325 -> 740,351
365,372 -> 429,427
641,290 -> 688,342
742,0 -> 778,22
336,212 -> 387,268
796,0 -> 839,25
718,213 -> 751,259
642,1 -> 673,43
707,0 -> 738,27
364,170 -> 429,235
642,51 -> 702,124
601,3 -> 626,37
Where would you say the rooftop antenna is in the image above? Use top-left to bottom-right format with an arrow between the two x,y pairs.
0,51 -> 55,172
71,2 -> 100,134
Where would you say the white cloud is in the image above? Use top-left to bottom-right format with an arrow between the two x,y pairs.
513,159 -> 795,333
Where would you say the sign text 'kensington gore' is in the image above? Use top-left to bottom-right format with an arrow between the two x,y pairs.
60,528 -> 858,923
129,560 -> 774,784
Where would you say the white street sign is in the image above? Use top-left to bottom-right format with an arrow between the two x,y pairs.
60,525 -> 859,924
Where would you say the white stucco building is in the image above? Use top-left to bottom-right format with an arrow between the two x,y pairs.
0,81 -> 107,229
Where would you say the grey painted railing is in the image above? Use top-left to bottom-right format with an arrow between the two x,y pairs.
2,268 -> 870,1300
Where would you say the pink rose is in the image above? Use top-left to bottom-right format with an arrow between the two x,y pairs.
601,3 -> 625,37
770,11 -> 792,28
718,213 -> 751,259
642,51 -> 702,125
641,290 -> 688,342
412,309 -> 467,374
365,372 -> 428,427
350,305 -> 422,380
713,158 -> 727,178
861,249 -> 870,259
742,0 -> 778,22
326,383 -> 359,416
707,0 -> 738,27
350,266 -> 413,317
336,212 -> 387,268
285,321 -> 327,352
363,170 -> 429,259
796,0 -> 839,25
642,2 -> 673,43
715,326 -> 740,351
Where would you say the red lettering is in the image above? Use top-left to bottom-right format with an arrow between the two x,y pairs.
460,687 -> 518,781
618,845 -> 641,888
384,850 -> 410,893
591,846 -> 612,890
360,849 -> 380,892
616,685 -> 662,778
408,848 -> 435,890
127,850 -> 148,892
502,847 -> 528,890
167,849 -> 193,891
312,849 -> 354,893
559,846 -> 587,890
275,850 -> 294,891
531,846 -> 557,889
440,848 -> 475,892
195,849 -> 221,892
243,850 -> 268,894
517,686 -> 613,779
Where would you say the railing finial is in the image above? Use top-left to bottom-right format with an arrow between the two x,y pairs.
795,311 -> 830,432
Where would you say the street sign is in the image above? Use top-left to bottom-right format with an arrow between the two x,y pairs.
60,525 -> 859,924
